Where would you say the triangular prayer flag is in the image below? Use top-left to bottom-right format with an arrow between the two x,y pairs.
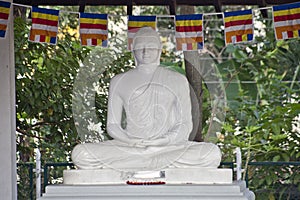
79,13 -> 108,47
273,2 -> 300,40
29,7 -> 59,45
127,15 -> 156,51
175,14 -> 203,51
0,1 -> 11,38
224,9 -> 254,45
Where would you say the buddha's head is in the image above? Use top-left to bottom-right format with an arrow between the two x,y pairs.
132,27 -> 162,66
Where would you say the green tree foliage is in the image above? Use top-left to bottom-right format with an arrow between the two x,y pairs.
219,40 -> 300,198
215,21 -> 300,200
15,16 -> 90,163
15,5 -> 134,164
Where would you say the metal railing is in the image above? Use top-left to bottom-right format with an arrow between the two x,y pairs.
17,163 -> 34,200
43,162 -> 75,189
245,161 -> 300,187
17,161 -> 300,200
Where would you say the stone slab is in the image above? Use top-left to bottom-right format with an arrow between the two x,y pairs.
63,168 -> 232,185
63,169 -> 124,185
38,181 -> 255,200
165,168 -> 232,184
46,184 -> 242,194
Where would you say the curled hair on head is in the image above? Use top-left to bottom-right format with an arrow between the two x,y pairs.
132,27 -> 162,50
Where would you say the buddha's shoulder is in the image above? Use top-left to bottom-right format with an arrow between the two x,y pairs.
158,66 -> 187,81
110,67 -> 187,82
159,65 -> 180,74
110,69 -> 135,82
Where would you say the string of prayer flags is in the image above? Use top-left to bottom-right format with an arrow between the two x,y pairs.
273,2 -> 300,40
79,13 -> 108,47
3,1 -> 300,48
29,7 -> 59,45
0,1 -> 11,38
127,15 -> 156,50
224,9 -> 254,45
175,14 -> 203,51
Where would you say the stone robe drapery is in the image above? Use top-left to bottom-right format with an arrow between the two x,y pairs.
72,66 -> 221,170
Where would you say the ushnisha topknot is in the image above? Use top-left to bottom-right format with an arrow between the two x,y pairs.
132,27 -> 162,50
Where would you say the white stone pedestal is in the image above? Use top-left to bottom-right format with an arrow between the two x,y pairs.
38,181 -> 255,200
63,168 -> 233,185
38,168 -> 255,200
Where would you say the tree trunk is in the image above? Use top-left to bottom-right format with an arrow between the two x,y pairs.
180,6 -> 203,142
13,5 -> 27,19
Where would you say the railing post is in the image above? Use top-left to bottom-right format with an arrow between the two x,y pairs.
245,168 -> 249,187
235,147 -> 242,181
44,164 -> 48,191
36,149 -> 41,199
29,163 -> 34,200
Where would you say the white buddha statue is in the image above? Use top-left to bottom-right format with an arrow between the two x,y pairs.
72,27 -> 221,170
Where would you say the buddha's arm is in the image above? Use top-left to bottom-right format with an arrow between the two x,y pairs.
141,74 -> 193,146
164,75 -> 193,143
106,76 -> 142,144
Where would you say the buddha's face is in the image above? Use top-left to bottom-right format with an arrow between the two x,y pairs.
133,37 -> 161,65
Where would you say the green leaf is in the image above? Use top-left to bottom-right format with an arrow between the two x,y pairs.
268,193 -> 275,200
270,134 -> 287,141
282,153 -> 290,162
214,38 -> 225,48
225,44 -> 235,53
266,175 -> 272,185
245,126 -> 260,133
233,49 -> 247,60
271,124 -> 281,135
272,155 -> 280,162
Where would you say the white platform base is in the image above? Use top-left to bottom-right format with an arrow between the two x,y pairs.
38,181 -> 255,200
40,168 -> 254,199
63,168 -> 233,185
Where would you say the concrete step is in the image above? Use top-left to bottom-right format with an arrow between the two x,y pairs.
45,184 -> 242,194
39,195 -> 248,200
39,182 -> 255,200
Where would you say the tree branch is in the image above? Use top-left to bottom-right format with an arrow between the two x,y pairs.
27,121 -> 58,130
16,128 -> 49,141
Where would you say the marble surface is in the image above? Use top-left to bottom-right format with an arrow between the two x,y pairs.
63,168 -> 232,185
38,181 -> 255,200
